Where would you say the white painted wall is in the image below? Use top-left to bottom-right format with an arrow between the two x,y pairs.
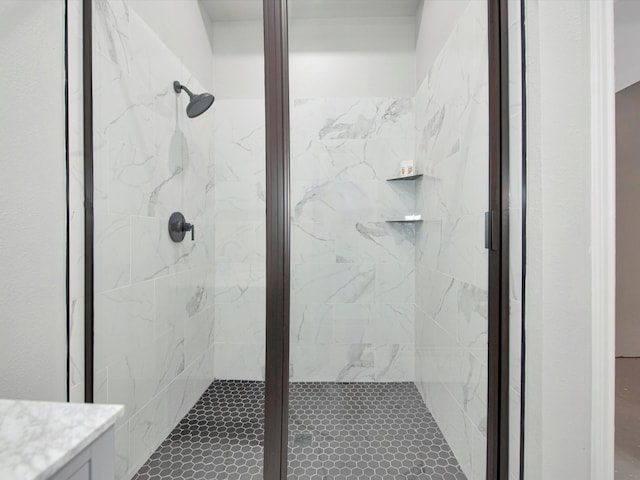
615,0 -> 640,92
415,0 -> 472,87
208,20 -> 264,100
524,1 -> 594,478
210,16 -> 416,100
0,0 -> 67,401
127,0 -> 214,90
290,17 -> 416,98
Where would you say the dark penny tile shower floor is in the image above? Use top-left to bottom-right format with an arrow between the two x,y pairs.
133,380 -> 467,480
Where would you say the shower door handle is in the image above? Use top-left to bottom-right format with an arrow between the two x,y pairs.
485,211 -> 498,251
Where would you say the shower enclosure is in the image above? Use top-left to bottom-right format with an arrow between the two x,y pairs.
69,0 -> 511,478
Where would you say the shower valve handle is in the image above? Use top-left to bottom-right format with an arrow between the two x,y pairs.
180,222 -> 195,241
168,212 -> 195,242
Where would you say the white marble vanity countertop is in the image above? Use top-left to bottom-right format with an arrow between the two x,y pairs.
0,399 -> 123,480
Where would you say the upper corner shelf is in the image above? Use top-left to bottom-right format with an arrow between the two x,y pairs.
386,174 -> 424,182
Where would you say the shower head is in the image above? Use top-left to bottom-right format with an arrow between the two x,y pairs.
173,81 -> 215,118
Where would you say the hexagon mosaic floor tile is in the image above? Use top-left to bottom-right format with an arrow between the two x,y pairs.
133,381 -> 468,480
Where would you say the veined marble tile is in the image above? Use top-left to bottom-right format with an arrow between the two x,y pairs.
215,222 -> 265,264
153,329 -> 185,396
94,368 -> 109,405
166,358 -> 210,431
95,214 -> 131,292
292,97 -> 414,143
292,138 -> 415,184
472,425 -> 488,480
214,262 -> 266,305
437,215 -> 477,286
372,304 -> 414,345
291,222 -> 336,264
214,181 -> 266,224
376,263 -> 415,305
187,346 -> 217,399
457,282 -> 488,353
93,0 -> 131,69
290,304 -> 333,346
95,281 -> 155,372
92,2 -> 217,477
332,304 -> 375,345
214,303 -> 265,345
420,381 -> 474,477
291,344 -> 376,383
364,138 -> 416,180
107,347 -> 154,427
412,4 -> 489,479
293,263 -> 375,305
292,180 -> 413,224
291,140 -> 344,184
114,423 -> 130,480
154,273 -> 184,340
130,215 -> 198,282
153,266 -> 213,344
128,389 -> 168,468
458,134 -> 489,218
335,222 -> 415,264
441,347 -> 487,435
290,181 -> 336,223
416,267 -> 458,338
415,219 -> 441,269
375,344 -> 414,381
214,344 -> 265,381
212,99 -> 266,183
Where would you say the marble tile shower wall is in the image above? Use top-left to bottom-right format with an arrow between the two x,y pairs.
290,98 -> 417,382
92,1 -> 216,479
211,97 -> 417,382
413,2 -> 489,480
211,99 -> 267,380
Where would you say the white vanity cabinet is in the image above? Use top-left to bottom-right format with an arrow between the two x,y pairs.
50,428 -> 115,480
0,400 -> 123,480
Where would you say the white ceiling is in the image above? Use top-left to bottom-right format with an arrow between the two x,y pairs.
199,0 -> 421,22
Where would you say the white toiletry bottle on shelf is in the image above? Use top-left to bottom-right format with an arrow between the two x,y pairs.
407,161 -> 414,176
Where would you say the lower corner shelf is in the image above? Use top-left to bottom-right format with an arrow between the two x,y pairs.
386,219 -> 423,224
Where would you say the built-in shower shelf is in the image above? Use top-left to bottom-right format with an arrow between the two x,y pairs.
386,218 -> 424,224
386,174 -> 424,182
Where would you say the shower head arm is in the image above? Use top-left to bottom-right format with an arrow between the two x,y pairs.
173,81 -> 195,99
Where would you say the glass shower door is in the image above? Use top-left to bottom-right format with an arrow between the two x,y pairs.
286,1 -> 490,479
91,1 -> 267,478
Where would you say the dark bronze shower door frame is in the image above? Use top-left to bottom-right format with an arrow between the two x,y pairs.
82,0 -> 511,478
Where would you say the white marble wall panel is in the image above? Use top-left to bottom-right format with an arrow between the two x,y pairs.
413,2 -> 489,479
211,95 -> 416,382
92,1 -> 216,478
211,99 -> 267,381
287,97 -> 416,382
